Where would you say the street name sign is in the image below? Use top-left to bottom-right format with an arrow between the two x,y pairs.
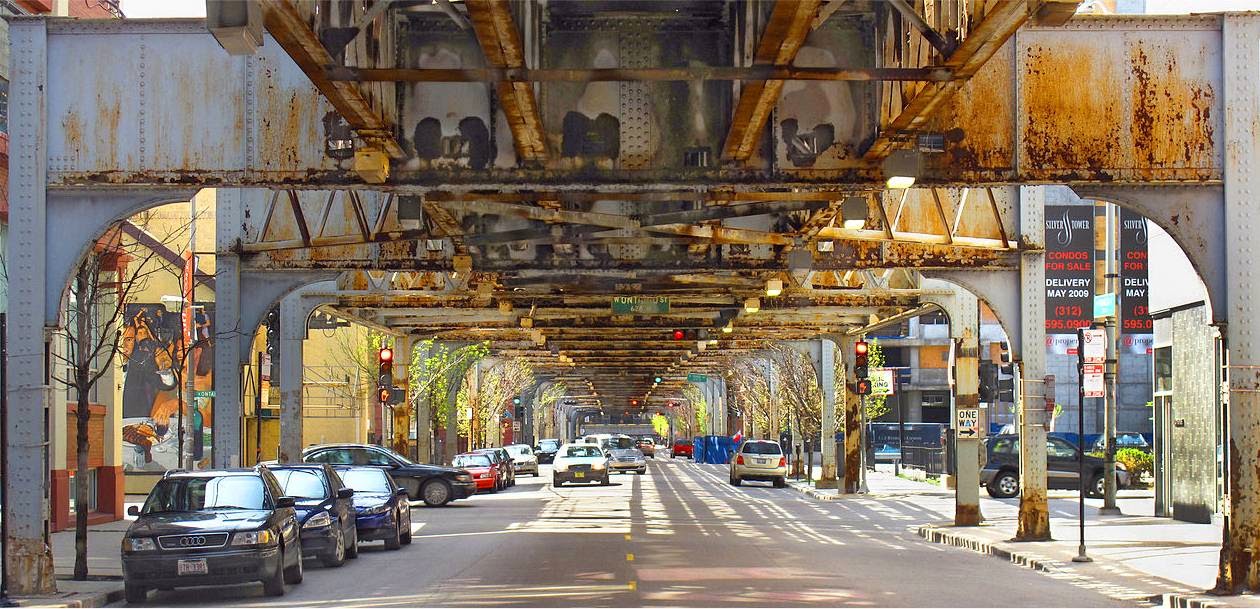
611,296 -> 670,315
957,408 -> 980,438
687,373 -> 707,383
1093,293 -> 1115,319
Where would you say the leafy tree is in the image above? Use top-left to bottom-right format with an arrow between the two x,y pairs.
865,339 -> 890,421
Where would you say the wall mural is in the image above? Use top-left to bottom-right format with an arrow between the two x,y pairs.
120,303 -> 214,472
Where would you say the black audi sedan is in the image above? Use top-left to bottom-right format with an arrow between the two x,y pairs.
334,466 -> 413,550
535,438 -> 561,464
302,443 -> 475,506
121,468 -> 303,604
269,464 -> 359,567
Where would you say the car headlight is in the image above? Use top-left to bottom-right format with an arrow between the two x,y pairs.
592,461 -> 606,470
554,463 -> 567,472
231,529 -> 276,546
455,474 -> 473,482
302,511 -> 332,529
123,537 -> 156,553
362,504 -> 391,515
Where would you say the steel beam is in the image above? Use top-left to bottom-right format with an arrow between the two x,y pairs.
863,0 -> 1033,160
722,0 -> 822,162
1015,185 -> 1050,541
465,0 -> 546,162
260,0 -> 403,157
330,65 -> 951,83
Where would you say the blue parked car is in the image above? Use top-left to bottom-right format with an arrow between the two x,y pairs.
269,464 -> 359,567
334,466 -> 413,550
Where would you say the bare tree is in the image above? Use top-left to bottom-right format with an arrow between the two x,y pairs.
50,221 -> 187,580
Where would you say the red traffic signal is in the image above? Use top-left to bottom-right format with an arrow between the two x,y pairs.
379,347 -> 393,363
855,341 -> 868,356
631,399 -> 640,406
672,330 -> 685,340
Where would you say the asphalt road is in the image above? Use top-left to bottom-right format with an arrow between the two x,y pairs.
119,459 -> 1130,607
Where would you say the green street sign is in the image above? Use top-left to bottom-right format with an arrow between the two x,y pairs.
687,373 -> 707,383
194,390 -> 216,399
611,296 -> 670,315
1094,293 -> 1115,319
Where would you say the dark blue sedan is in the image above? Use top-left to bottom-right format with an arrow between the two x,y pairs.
270,464 -> 359,567
335,466 -> 413,551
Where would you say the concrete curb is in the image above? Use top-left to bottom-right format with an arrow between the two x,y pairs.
786,480 -> 841,501
915,524 -> 1228,608
13,586 -> 125,608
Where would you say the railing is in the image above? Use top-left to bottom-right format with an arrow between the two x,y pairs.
900,445 -> 947,475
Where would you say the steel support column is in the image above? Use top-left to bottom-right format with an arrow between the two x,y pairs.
391,336 -> 417,456
1015,185 -> 1050,541
414,342 -> 434,463
213,189 -> 244,468
278,281 -> 337,462
1218,12 -> 1260,594
5,17 -> 54,594
837,337 -> 859,493
791,339 -> 840,489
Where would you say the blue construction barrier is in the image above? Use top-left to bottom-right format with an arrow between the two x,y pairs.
692,436 -> 706,461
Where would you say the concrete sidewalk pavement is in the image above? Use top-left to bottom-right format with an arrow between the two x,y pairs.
10,496 -> 143,608
788,469 -> 1248,607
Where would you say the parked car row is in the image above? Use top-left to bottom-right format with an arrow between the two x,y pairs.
121,461 -> 417,604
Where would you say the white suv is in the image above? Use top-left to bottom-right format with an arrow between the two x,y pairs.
729,440 -> 788,488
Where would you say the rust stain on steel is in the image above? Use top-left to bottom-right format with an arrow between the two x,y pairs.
955,502 -> 982,527
1217,436 -> 1260,594
1021,38 -> 1219,182
1127,42 -> 1216,174
844,389 -> 861,493
930,42 -> 1015,177
1021,42 -> 1123,177
1016,486 -> 1051,540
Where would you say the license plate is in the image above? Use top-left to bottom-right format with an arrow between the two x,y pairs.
756,459 -> 767,465
574,472 -> 585,479
177,559 -> 208,576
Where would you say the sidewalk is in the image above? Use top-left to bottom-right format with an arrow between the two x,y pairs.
11,496 -> 143,608
788,469 -> 1250,608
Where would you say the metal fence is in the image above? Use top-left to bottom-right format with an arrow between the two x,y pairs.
900,445 -> 947,475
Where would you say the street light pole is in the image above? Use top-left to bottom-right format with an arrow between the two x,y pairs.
1072,327 -> 1092,563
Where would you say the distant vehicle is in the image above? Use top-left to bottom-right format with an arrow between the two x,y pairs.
334,466 -> 413,550
552,443 -> 610,486
729,440 -> 788,488
607,443 -> 648,475
301,443 -> 475,506
505,444 -> 540,476
535,439 -> 562,464
452,453 -> 500,493
474,447 -> 516,487
121,468 -> 303,603
983,435 -> 1129,498
269,464 -> 359,567
1092,432 -> 1152,454
671,439 -> 694,459
635,437 -> 655,458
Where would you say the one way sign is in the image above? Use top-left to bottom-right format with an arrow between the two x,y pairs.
956,408 -> 980,438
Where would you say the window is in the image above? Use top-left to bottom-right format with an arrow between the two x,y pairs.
1047,439 -> 1078,459
355,448 -> 395,466
922,394 -> 948,408
741,442 -> 783,455
1154,346 -> 1172,394
991,438 -> 1016,455
68,469 -> 98,514
308,449 -> 352,465
565,446 -> 602,458
272,469 -> 328,499
338,469 -> 391,494
453,454 -> 492,468
143,476 -> 266,513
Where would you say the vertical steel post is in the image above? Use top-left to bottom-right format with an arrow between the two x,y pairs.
278,291 -> 306,463
816,339 -> 840,489
1016,185 -> 1051,541
1219,14 -> 1260,593
1,313 -> 15,607
5,18 -> 55,595
212,190 -> 244,468
1102,203 -> 1121,514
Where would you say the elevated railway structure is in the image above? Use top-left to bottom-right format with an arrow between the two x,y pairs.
6,0 -> 1259,595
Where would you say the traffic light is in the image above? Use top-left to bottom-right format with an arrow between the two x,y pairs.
672,329 -> 686,341
513,396 -> 521,405
653,376 -> 663,384
631,398 -> 639,407
854,340 -> 869,379
378,386 -> 393,404
515,404 -> 525,419
855,379 -> 872,396
379,346 -> 394,379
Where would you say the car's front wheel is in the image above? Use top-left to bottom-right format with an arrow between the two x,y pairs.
124,583 -> 148,605
1088,473 -> 1106,498
322,526 -> 346,567
345,523 -> 359,559
988,471 -> 1020,498
401,511 -> 413,545
283,547 -> 303,584
263,549 -> 286,596
385,516 -> 402,551
421,480 -> 453,506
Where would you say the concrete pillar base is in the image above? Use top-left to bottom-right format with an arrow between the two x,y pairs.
1098,506 -> 1123,516
942,474 -> 957,489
